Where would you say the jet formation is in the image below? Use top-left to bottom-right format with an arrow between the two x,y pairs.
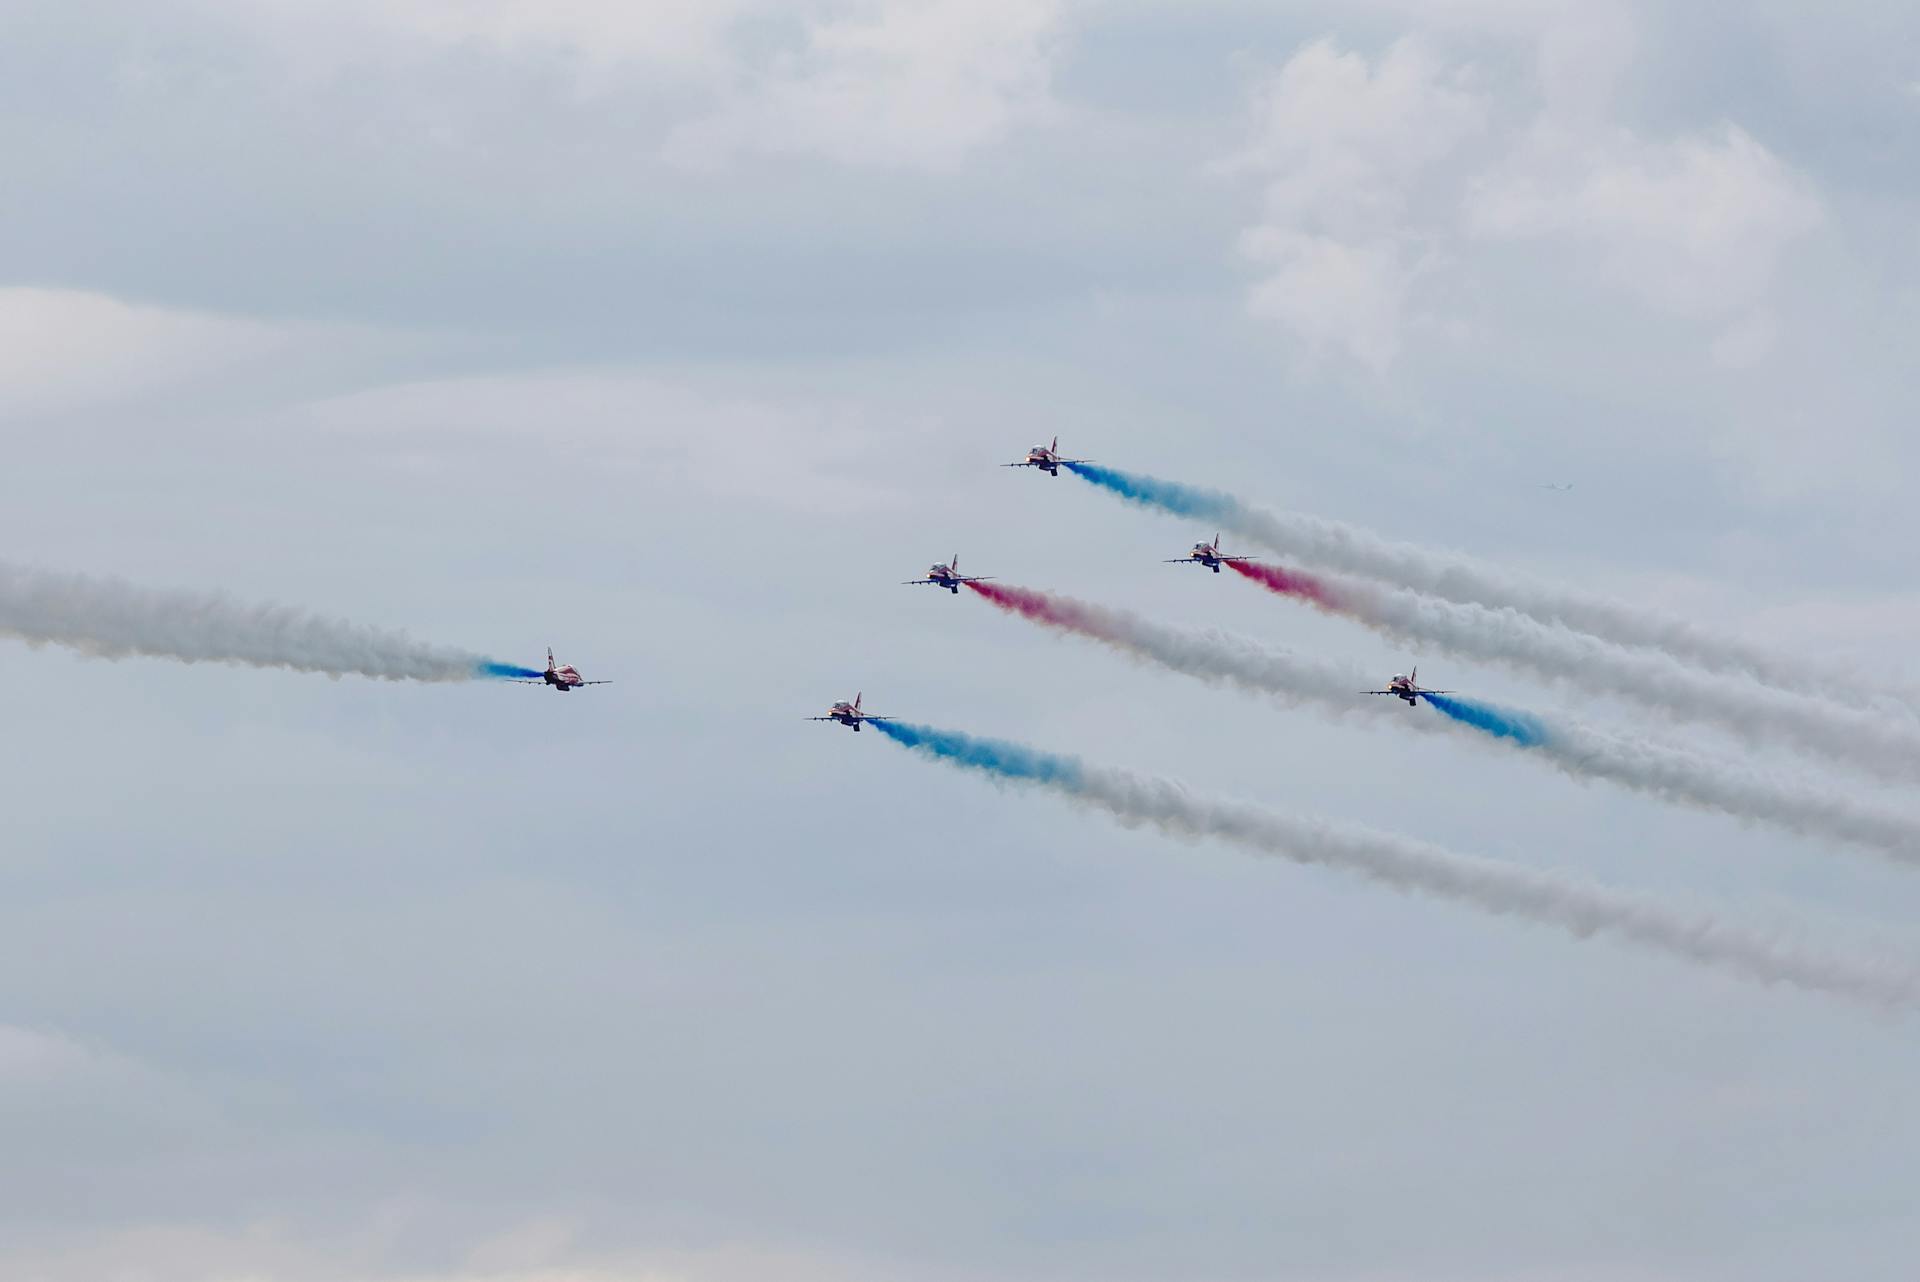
816,442 -> 1463,723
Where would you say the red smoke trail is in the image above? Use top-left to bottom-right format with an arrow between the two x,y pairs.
1225,558 -> 1346,612
964,581 -> 1119,640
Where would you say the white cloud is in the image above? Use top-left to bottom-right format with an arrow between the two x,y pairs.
1467,122 -> 1823,319
0,1023 -> 98,1082
1,1221 -> 976,1282
663,0 -> 1065,171
1708,307 -> 1780,369
287,372 -> 929,516
1225,38 -> 1488,369
204,0 -> 751,88
0,289 -> 286,417
1229,23 -> 1822,370
1237,231 -> 1415,372
191,0 -> 1064,170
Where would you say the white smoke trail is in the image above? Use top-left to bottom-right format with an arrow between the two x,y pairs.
1072,763 -> 1917,1007
972,584 -> 1920,863
0,561 -> 506,682
1333,577 -> 1920,786
880,720 -> 1920,1008
1215,497 -> 1906,715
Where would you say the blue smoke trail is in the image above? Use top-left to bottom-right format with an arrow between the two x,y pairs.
869,720 -> 1086,787
478,661 -> 545,680
1062,462 -> 1241,523
1425,693 -> 1550,748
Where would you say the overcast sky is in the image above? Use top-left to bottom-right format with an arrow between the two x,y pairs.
3,2 -> 1920,1279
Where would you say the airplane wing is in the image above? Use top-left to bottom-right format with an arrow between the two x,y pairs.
1219,554 -> 1257,562
1164,557 -> 1196,563
956,576 -> 994,583
1361,690 -> 1397,695
1001,461 -> 1038,468
579,680 -> 613,685
861,715 -> 895,722
902,578 -> 939,585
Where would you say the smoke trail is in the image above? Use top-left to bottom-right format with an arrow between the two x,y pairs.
1221,558 -> 1920,786
0,561 -> 531,683
1425,694 -> 1549,747
1062,460 -> 1903,714
480,662 -> 546,680
964,582 -> 1920,863
869,719 -> 1919,1007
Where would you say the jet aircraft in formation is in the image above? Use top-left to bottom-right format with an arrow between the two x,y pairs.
815,443 -> 1479,728
1364,668 -> 1451,707
513,648 -> 614,692
1165,534 -> 1255,573
1003,436 -> 1090,477
904,553 -> 993,595
809,692 -> 894,732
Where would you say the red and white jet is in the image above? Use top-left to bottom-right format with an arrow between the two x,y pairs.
515,648 -> 613,692
1165,533 -> 1255,574
903,552 -> 993,595
807,692 -> 894,732
1003,435 -> 1090,477
1363,667 -> 1452,707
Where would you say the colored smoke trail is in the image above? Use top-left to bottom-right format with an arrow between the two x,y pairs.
484,663 -> 546,681
1341,578 -> 1920,787
1224,557 -> 1346,611
965,579 -> 1365,710
1211,547 -> 1920,785
872,719 -> 1920,1007
1060,462 -> 1239,522
964,582 -> 1920,863
1062,461 -> 1905,715
1425,694 -> 1549,747
0,561 -> 526,683
868,718 -> 1086,787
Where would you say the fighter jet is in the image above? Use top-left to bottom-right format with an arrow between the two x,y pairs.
1363,667 -> 1452,707
807,692 -> 894,732
903,553 -> 993,595
511,648 -> 613,692
1165,533 -> 1256,574
1003,436 -> 1090,477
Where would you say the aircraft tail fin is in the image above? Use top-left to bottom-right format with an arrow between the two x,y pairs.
854,691 -> 862,712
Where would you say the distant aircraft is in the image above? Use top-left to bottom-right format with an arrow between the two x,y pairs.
808,692 -> 894,732
1537,483 -> 1574,492
513,648 -> 613,692
1003,435 -> 1090,477
1165,533 -> 1256,574
1363,667 -> 1452,707
904,553 -> 993,595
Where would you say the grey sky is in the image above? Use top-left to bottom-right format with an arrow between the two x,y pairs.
3,2 -> 1919,1279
